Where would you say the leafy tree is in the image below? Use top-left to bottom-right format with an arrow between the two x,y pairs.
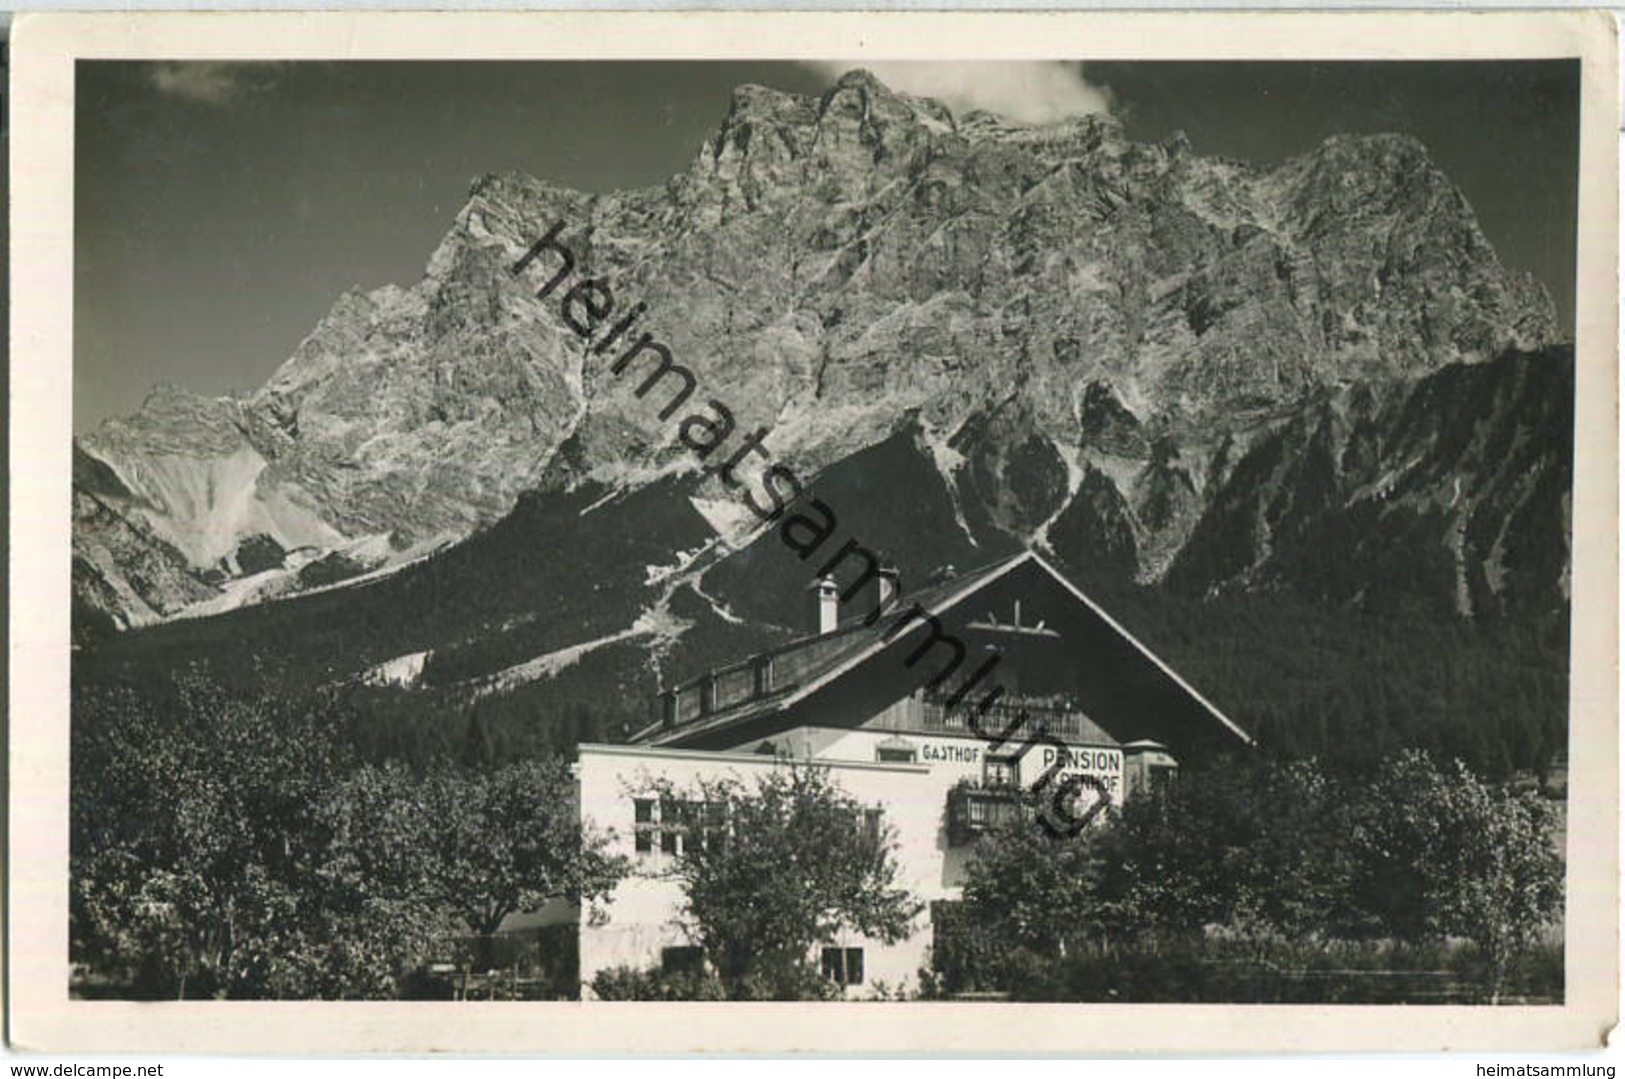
654,763 -> 921,998
959,798 -> 1109,962
1351,750 -> 1563,1000
951,759 -> 1362,993
945,751 -> 1563,1002
72,674 -> 627,997
1098,756 -> 1365,941
71,676 -> 439,998
419,759 -> 629,973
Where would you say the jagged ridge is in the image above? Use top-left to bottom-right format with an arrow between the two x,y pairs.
73,68 -> 1562,637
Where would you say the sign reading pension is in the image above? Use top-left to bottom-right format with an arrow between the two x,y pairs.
1034,745 -> 1125,799
901,736 -> 1125,799
900,737 -> 1124,794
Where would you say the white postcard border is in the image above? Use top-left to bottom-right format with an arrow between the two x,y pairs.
9,9 -> 1618,1054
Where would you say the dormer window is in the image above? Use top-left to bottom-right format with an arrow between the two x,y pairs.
875,735 -> 917,764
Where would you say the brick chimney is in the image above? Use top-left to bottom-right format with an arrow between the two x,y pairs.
808,575 -> 840,635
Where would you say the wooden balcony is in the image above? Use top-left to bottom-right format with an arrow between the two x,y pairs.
919,690 -> 1113,743
946,783 -> 1025,847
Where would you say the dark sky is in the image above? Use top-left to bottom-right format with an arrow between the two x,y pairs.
74,60 -> 1579,432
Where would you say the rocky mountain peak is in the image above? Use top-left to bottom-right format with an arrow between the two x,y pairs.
1161,129 -> 1193,156
1274,132 -> 1451,219
818,67 -> 957,131
73,71 -> 1566,635
719,81 -> 818,135
1322,130 -> 1432,159
830,66 -> 887,93
86,383 -> 246,459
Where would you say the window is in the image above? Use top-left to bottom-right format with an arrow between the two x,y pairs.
860,808 -> 883,846
633,798 -> 656,854
633,797 -> 729,857
875,735 -> 917,763
820,947 -> 865,987
659,797 -> 685,855
661,946 -> 705,975
983,755 -> 1019,788
1149,764 -> 1178,797
693,800 -> 729,853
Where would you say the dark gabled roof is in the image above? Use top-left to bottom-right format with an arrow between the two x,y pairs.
627,554 -> 1021,744
633,550 -> 1253,751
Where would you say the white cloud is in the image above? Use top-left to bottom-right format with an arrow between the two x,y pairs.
800,61 -> 1113,126
149,62 -> 276,106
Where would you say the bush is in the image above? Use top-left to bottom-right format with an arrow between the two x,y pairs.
588,963 -> 726,1001
945,752 -> 1564,1004
731,957 -> 844,1001
588,953 -> 845,1001
1007,936 -> 1564,1005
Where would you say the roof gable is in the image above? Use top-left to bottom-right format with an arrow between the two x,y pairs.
641,551 -> 1253,754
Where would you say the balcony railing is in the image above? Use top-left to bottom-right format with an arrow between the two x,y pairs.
919,691 -> 1104,742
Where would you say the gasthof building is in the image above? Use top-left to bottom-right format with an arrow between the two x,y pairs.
577,550 -> 1253,995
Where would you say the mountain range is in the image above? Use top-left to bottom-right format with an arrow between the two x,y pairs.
73,69 -> 1572,716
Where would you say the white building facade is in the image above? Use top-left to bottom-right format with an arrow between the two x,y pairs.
576,552 -> 1248,996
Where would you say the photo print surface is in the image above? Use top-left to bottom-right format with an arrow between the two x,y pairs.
30,22 -> 1608,1049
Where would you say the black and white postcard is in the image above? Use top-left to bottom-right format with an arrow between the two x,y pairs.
8,9 -> 1618,1054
